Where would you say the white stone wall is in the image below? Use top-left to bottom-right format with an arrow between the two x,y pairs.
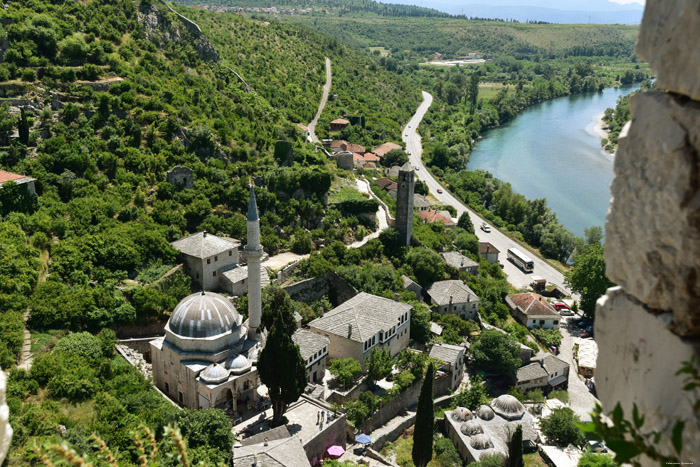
596,1 -> 700,463
0,368 -> 12,467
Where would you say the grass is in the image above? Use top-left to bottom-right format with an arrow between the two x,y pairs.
524,452 -> 548,467
369,46 -> 390,57
328,185 -> 368,204
478,83 -> 509,101
31,330 -> 66,354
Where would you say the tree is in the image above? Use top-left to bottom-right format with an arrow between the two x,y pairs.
258,309 -> 307,425
261,285 -> 298,336
578,452 -> 617,467
565,244 -> 613,318
18,107 -> 29,145
410,303 -> 431,343
540,407 -> 584,447
468,73 -> 480,114
329,358 -> 362,388
507,425 -> 523,467
366,348 -> 392,385
382,149 -> 408,167
406,247 -> 446,286
454,374 -> 488,410
457,212 -> 475,234
175,408 -> 234,460
412,362 -> 435,467
469,330 -> 521,378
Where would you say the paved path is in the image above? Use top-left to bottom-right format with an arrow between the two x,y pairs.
403,91 -> 571,293
557,318 -> 598,422
308,57 -> 331,143
349,178 -> 390,248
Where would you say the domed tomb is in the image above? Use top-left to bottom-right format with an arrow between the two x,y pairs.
200,363 -> 229,384
226,354 -> 252,374
470,434 -> 494,450
452,407 -> 474,421
476,404 -> 495,420
168,291 -> 241,339
491,394 -> 526,419
460,420 -> 484,436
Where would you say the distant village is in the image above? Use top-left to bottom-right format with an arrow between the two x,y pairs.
190,4 -> 316,15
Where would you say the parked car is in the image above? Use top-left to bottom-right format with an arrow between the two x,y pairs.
480,223 -> 491,233
579,332 -> 590,339
553,302 -> 570,311
559,308 -> 575,316
437,188 -> 443,194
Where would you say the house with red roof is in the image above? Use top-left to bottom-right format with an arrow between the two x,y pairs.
373,142 -> 402,157
506,293 -> 560,329
0,170 -> 36,195
330,118 -> 350,131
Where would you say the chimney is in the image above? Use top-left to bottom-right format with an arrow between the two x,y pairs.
264,437 -> 269,447
341,143 -> 347,151
394,293 -> 400,302
203,231 -> 207,237
348,323 -> 352,337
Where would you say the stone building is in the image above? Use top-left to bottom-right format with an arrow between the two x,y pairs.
442,251 -> 479,275
479,242 -> 499,264
0,170 -> 36,196
166,166 -> 193,189
426,280 -> 480,320
292,329 -> 330,384
430,343 -> 466,391
395,162 -> 415,246
171,231 -> 241,291
401,274 -> 422,298
516,355 -> 568,393
308,292 -> 412,367
506,293 -> 560,329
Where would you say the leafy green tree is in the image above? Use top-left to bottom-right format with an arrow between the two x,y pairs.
470,330 -> 521,378
329,358 -> 362,388
578,452 -> 617,467
541,407 -> 585,447
454,374 -> 488,410
410,303 -> 431,343
528,389 -> 545,403
382,148 -> 408,167
261,285 -> 298,336
458,212 -> 475,234
412,362 -> 435,467
258,309 -> 307,425
366,348 -> 393,385
468,73 -> 480,114
468,453 -> 506,467
507,425 -> 523,467
565,244 -> 613,318
406,247 -> 445,286
53,332 -> 102,362
175,408 -> 234,461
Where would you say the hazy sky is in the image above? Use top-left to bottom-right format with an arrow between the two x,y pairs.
610,0 -> 644,4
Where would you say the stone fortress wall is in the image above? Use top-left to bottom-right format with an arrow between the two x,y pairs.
595,0 -> 700,463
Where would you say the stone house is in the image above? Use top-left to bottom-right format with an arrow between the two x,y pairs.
414,194 -> 431,212
292,329 -> 330,384
417,209 -> 456,229
426,280 -> 480,320
479,242 -> 500,264
0,170 -> 36,196
171,231 -> 241,291
373,141 -> 402,157
166,166 -> 193,189
442,251 -> 479,275
516,355 -> 569,392
307,292 -> 412,368
330,118 -> 350,131
401,274 -> 422,298
429,343 -> 466,391
506,293 -> 560,329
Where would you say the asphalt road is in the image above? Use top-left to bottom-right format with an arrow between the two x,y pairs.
403,91 -> 571,293
308,57 -> 332,143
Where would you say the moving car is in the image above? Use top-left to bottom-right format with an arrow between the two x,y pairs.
437,188 -> 443,194
480,223 -> 491,233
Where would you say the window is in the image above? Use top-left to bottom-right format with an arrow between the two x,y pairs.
165,382 -> 170,393
229,251 -> 232,256
213,271 -> 217,277
554,320 -> 559,325
179,391 -> 183,403
215,255 -> 218,261
540,320 -> 545,325
207,258 -> 211,264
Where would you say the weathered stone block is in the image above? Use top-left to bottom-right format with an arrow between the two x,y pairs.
605,92 -> 700,336
637,0 -> 700,100
166,166 -> 193,189
595,287 -> 700,465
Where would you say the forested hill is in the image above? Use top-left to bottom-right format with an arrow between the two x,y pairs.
171,0 -> 450,17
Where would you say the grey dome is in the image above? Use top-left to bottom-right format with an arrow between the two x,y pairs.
470,434 -> 494,450
491,395 -> 525,419
200,363 -> 229,384
477,404 -> 495,420
226,354 -> 251,374
460,420 -> 484,436
169,292 -> 240,338
452,407 -> 473,421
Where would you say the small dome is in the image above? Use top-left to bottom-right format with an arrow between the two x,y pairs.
470,434 -> 494,450
200,363 -> 229,384
226,354 -> 251,374
169,292 -> 240,338
491,395 -> 526,419
452,407 -> 473,422
460,420 -> 484,436
477,404 -> 495,420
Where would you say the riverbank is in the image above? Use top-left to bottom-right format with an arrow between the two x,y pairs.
592,112 -> 609,140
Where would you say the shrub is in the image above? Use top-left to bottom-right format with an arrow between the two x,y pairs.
540,407 -> 584,447
531,328 -> 562,347
329,358 -> 362,388
549,389 -> 569,403
53,332 -> 102,362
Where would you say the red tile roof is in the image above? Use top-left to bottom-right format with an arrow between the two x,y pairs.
373,142 -> 402,157
0,170 -> 25,183
376,177 -> 395,190
508,293 -> 559,317
417,209 -> 453,226
347,143 -> 366,154
331,118 -> 350,125
479,242 -> 500,254
331,140 -> 348,148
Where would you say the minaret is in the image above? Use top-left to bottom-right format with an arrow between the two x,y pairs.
246,184 -> 263,339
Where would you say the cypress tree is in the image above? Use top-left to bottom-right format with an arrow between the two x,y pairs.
508,425 -> 523,467
18,107 -> 29,145
412,362 -> 435,467
258,308 -> 307,426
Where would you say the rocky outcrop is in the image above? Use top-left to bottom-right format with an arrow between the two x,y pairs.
597,0 -> 700,465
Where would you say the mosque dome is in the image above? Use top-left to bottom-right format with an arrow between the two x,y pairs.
226,354 -> 252,374
168,292 -> 240,338
200,363 -> 229,384
470,434 -> 494,450
476,404 -> 495,420
460,420 -> 484,436
491,395 -> 526,419
452,407 -> 473,422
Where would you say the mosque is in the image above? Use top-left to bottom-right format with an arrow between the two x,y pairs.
150,185 -> 266,414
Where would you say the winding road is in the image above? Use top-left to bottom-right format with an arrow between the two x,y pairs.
308,57 -> 332,143
403,91 -> 571,293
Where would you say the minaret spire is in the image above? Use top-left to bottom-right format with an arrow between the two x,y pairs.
246,183 -> 263,339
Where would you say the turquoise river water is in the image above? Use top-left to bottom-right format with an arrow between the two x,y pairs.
467,84 -> 640,238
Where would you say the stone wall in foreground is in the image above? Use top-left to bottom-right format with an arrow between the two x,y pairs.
595,0 -> 700,464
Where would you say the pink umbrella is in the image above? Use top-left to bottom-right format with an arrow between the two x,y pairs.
327,445 -> 345,458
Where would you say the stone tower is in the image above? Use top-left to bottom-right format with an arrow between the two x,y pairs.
396,162 -> 415,246
246,184 -> 263,339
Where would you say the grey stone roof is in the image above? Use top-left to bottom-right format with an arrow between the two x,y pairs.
172,232 -> 240,259
168,292 -> 241,338
309,292 -> 412,343
292,329 -> 329,361
247,185 -> 259,221
516,363 -> 549,382
430,322 -> 443,335
402,274 -> 420,290
441,251 -> 479,270
426,280 -> 480,306
221,265 -> 270,285
234,435 -> 309,467
400,161 -> 414,172
429,343 -> 464,367
537,354 -> 569,375
414,194 -> 431,209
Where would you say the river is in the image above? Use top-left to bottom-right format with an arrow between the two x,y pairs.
467,84 -> 639,238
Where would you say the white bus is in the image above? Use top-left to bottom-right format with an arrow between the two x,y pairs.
507,247 -> 534,272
